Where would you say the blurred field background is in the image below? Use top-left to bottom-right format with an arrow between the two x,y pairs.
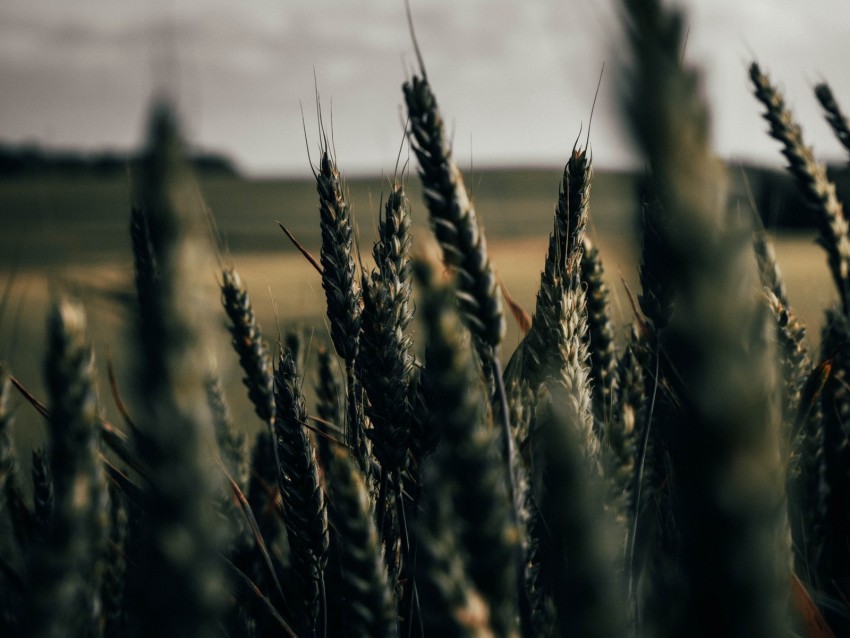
0,167 -> 838,466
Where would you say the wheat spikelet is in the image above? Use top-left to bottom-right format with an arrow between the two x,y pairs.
359,276 -> 409,473
415,469 -> 495,637
415,453 -> 495,638
607,338 -> 642,526
546,263 -> 601,471
561,146 -> 591,266
313,345 -> 342,474
754,70 -> 850,608
246,431 -> 278,528
582,237 -> 619,428
358,261 -> 411,605
204,372 -> 254,606
30,448 -> 53,540
753,231 -> 792,311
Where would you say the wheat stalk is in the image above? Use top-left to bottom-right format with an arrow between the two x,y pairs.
0,368 -> 17,523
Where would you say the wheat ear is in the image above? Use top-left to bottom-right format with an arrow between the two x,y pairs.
750,63 -> 850,314
274,348 -> 329,636
315,149 -> 367,470
359,180 -> 415,475
505,148 -> 595,455
326,447 -> 398,638
29,297 -> 109,637
129,103 -> 227,637
205,373 -> 250,494
625,2 -> 791,634
221,268 -> 276,431
815,82 -> 850,159
532,385 -> 627,637
582,237 -> 619,428
403,75 -> 504,350
817,309 -> 850,590
415,259 -> 520,636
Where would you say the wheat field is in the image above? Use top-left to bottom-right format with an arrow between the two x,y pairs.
2,0 -> 850,636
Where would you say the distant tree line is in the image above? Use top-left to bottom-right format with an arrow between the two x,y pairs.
731,162 -> 850,228
636,161 -> 850,230
0,142 -> 239,178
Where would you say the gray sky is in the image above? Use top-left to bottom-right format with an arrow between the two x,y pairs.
1,0 -> 848,176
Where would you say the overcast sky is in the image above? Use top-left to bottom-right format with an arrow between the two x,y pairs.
1,0 -> 848,176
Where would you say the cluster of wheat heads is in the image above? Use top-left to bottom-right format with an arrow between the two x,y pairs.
2,0 -> 850,636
